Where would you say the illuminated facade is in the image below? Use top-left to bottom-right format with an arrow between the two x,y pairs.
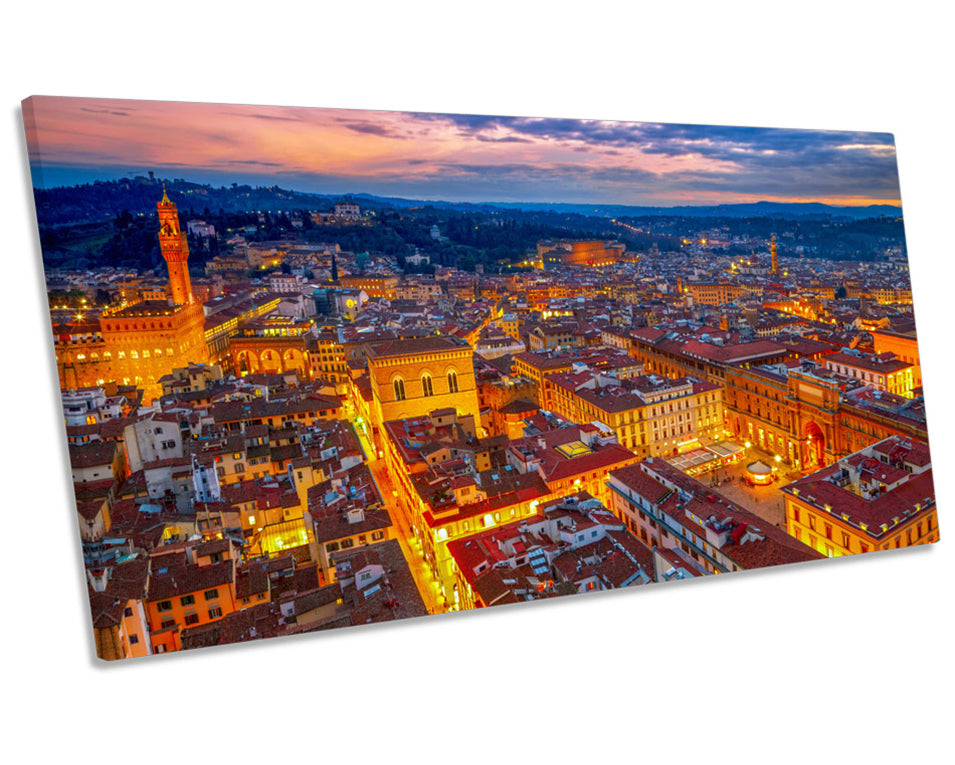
230,316 -> 312,377
725,361 -> 930,470
55,190 -> 210,402
537,239 -> 626,268
338,274 -> 398,299
542,372 -> 724,457
366,336 -> 481,435
782,436 -> 938,556
871,326 -> 922,389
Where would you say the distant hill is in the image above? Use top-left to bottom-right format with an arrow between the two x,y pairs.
456,199 -> 903,220
326,194 -> 902,221
31,175 -> 902,228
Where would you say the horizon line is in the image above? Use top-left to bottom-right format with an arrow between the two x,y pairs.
29,168 -> 903,211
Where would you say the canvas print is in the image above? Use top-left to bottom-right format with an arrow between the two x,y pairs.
23,96 -> 940,660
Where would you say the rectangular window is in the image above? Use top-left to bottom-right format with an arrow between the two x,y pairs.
129,634 -> 139,645
157,600 -> 172,612
208,607 -> 222,619
180,595 -> 195,606
340,538 -> 354,549
204,589 -> 219,601
183,612 -> 199,625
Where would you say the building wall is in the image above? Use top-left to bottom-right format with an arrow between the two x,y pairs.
872,330 -> 922,389
785,496 -> 938,556
369,348 -> 480,430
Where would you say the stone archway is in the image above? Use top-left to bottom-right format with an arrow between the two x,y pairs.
236,350 -> 260,375
259,348 -> 283,374
282,348 -> 306,377
804,421 -> 826,469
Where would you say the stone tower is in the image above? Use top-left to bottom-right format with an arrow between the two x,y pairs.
770,234 -> 778,276
157,186 -> 194,305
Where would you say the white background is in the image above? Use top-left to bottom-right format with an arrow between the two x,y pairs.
2,3 -> 952,763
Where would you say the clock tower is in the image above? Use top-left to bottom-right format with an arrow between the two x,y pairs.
157,186 -> 194,305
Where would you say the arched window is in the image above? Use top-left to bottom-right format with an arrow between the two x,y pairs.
393,377 -> 406,401
447,370 -> 459,393
422,374 -> 434,397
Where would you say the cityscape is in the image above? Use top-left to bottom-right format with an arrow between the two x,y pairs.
24,96 -> 940,660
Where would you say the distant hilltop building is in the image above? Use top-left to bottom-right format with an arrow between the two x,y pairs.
187,220 -> 216,238
54,188 -> 210,402
407,250 -> 431,267
310,202 -> 361,225
537,239 -> 626,269
334,202 -> 361,221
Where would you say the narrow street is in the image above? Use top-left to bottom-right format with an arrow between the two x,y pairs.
368,457 -> 447,616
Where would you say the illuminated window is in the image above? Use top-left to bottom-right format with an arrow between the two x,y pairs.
422,374 -> 434,397
248,515 -> 255,526
142,350 -> 150,359
77,354 -> 86,361
130,351 -> 138,359
155,348 -> 162,356
393,377 -> 406,401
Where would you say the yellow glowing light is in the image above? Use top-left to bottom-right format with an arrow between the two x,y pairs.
744,441 -> 752,449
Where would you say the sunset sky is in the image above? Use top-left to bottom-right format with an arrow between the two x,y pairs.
23,96 -> 901,207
